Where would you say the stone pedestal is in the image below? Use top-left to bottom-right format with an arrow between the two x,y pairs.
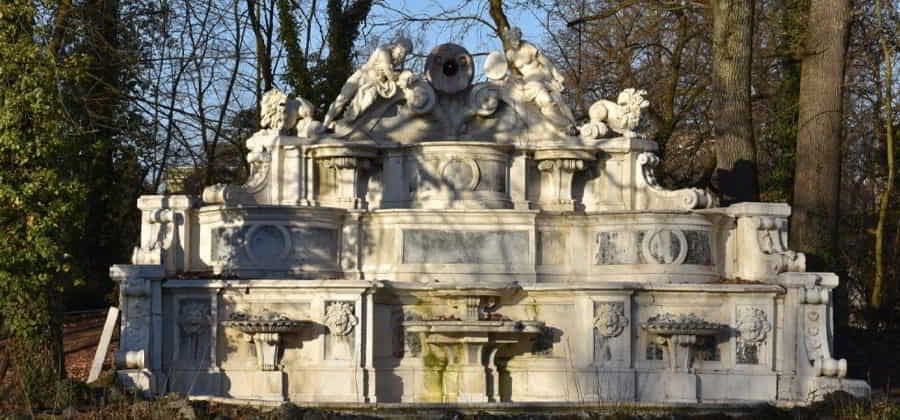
309,143 -> 377,209
534,149 -> 594,212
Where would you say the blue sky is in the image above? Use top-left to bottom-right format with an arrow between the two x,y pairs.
366,1 -> 550,80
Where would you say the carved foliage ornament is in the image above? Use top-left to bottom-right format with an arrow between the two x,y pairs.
736,307 -> 771,343
594,303 -> 629,338
324,302 -> 358,336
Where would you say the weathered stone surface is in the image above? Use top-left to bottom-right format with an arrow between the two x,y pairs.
112,37 -> 868,406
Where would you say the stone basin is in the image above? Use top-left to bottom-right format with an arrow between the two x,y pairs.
641,313 -> 728,372
223,315 -> 313,371
403,317 -> 545,403
222,319 -> 311,334
404,319 -> 544,335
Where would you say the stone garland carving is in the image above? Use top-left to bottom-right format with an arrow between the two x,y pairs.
400,311 -> 423,357
595,229 -> 713,266
636,152 -> 715,210
323,38 -> 414,128
594,303 -> 629,338
580,89 -> 650,139
324,302 -> 358,336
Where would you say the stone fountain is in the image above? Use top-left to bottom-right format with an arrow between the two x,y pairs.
402,283 -> 544,402
112,31 -> 868,406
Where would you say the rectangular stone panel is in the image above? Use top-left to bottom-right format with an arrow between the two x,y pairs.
537,230 -> 566,266
595,231 -> 639,265
684,230 -> 713,265
401,229 -> 529,265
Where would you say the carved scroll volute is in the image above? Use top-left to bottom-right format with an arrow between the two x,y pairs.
634,152 -> 716,211
534,149 -> 595,212
726,203 -> 807,281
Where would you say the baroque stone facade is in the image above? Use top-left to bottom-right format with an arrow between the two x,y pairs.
111,34 -> 868,405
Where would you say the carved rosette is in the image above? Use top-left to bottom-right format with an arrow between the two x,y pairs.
324,302 -> 358,336
736,307 -> 771,343
594,303 -> 629,338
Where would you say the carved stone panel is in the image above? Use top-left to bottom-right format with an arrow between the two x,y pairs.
402,229 -> 529,265
176,299 -> 212,364
593,302 -> 629,365
736,307 -> 771,366
537,230 -> 567,266
324,301 -> 357,361
595,229 -> 713,266
213,225 -> 339,271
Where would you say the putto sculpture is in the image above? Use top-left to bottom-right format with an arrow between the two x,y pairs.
323,37 -> 413,129
503,27 -> 577,131
111,33 -> 868,406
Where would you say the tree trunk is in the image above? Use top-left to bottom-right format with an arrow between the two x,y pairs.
711,0 -> 759,204
870,0 -> 895,309
790,0 -> 849,271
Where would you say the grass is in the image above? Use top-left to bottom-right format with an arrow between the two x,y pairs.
2,377 -> 899,420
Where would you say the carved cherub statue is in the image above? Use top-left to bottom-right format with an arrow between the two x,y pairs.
582,88 -> 650,139
503,27 -> 577,130
322,37 -> 413,129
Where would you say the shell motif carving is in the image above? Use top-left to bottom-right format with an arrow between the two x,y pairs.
594,303 -> 629,338
324,302 -> 358,336
736,307 -> 772,343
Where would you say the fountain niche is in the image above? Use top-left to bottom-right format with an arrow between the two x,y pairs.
402,284 -> 543,402
113,34 -> 868,406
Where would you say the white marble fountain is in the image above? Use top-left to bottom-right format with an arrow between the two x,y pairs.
112,33 -> 868,405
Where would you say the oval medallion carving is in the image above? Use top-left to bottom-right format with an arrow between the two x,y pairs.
245,224 -> 291,266
441,157 -> 480,191
641,229 -> 688,264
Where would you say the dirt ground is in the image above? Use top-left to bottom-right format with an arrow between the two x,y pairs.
63,310 -> 118,381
